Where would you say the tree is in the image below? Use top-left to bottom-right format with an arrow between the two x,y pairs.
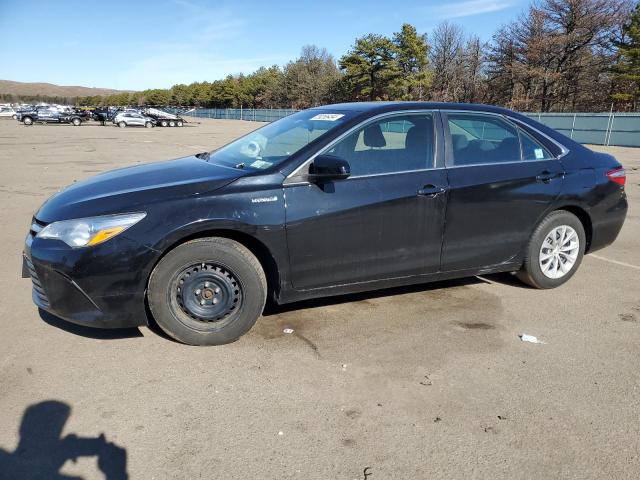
245,66 -> 285,108
284,45 -> 340,108
429,22 -> 466,102
339,34 -> 400,101
392,24 -> 432,100
611,2 -> 640,110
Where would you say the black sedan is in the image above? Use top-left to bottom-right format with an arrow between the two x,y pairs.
23,102 -> 627,345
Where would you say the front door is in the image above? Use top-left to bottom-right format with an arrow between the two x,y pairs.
284,112 -> 448,290
441,112 -> 565,271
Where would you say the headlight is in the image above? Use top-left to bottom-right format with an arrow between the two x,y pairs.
37,212 -> 146,247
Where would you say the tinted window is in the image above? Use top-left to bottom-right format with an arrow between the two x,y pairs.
327,114 -> 435,176
519,128 -> 553,160
448,113 -> 520,166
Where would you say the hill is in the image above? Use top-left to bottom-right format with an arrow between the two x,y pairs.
0,80 -> 129,98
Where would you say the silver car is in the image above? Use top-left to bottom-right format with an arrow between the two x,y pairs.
0,106 -> 17,119
114,112 -> 155,128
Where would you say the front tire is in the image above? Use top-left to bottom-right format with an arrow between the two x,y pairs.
517,210 -> 585,289
72,118 -> 82,126
145,121 -> 153,128
118,121 -> 126,128
23,117 -> 33,126
148,238 -> 267,345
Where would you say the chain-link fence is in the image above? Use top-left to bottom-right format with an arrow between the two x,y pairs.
177,108 -> 640,147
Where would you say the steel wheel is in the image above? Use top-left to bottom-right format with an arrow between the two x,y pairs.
171,262 -> 243,330
148,237 -> 267,345
539,225 -> 579,279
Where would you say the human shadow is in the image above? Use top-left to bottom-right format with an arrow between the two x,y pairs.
39,310 -> 143,340
0,400 -> 128,480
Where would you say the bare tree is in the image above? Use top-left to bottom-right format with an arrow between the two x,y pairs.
429,22 -> 466,101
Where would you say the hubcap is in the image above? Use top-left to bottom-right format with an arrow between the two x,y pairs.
175,263 -> 242,323
539,225 -> 579,279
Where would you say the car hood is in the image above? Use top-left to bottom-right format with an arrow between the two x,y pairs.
36,155 -> 243,222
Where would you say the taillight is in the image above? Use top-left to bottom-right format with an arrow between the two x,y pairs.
607,167 -> 626,186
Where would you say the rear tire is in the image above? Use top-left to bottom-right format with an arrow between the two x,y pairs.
148,238 -> 267,346
23,117 -> 33,126
160,120 -> 168,127
169,120 -> 176,127
72,118 -> 81,126
118,121 -> 126,128
145,121 -> 153,128
517,210 -> 585,289
176,121 -> 183,127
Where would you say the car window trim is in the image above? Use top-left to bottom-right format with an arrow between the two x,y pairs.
284,109 -> 440,185
516,127 -> 555,161
442,110 -> 569,168
283,108 -> 441,186
508,117 -> 569,159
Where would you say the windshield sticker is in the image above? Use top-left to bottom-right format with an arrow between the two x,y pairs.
249,159 -> 273,169
534,148 -> 545,159
310,113 -> 344,121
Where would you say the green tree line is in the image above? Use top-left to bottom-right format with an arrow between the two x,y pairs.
4,0 -> 640,112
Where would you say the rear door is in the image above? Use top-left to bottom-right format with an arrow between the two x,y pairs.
284,111 -> 448,289
129,114 -> 144,126
441,111 -> 565,271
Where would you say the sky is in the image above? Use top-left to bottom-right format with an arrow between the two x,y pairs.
0,0 -> 528,91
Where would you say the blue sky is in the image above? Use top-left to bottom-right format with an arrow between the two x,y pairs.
0,0 -> 527,91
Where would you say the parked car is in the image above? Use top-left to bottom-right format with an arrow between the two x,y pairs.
17,106 -> 84,126
23,102 -> 627,345
113,112 -> 155,128
0,105 -> 17,119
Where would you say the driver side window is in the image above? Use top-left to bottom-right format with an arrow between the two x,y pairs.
327,113 -> 435,177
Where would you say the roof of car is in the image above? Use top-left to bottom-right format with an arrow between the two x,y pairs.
313,101 -> 515,116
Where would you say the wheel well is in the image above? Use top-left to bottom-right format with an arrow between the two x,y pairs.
151,229 -> 280,300
557,206 -> 593,252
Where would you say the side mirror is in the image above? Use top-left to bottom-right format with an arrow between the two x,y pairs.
308,155 -> 351,182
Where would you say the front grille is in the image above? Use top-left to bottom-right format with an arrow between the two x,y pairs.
25,256 -> 49,308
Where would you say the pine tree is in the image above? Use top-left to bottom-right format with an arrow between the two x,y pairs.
612,3 -> 640,110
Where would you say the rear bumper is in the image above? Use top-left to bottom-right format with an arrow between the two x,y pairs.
589,192 -> 628,253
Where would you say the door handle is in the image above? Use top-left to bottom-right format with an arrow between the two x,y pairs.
417,184 -> 447,197
536,170 -> 564,183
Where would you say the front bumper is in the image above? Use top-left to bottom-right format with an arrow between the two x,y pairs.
23,221 -> 158,329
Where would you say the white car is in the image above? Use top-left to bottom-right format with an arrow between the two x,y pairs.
0,106 -> 17,119
113,112 -> 155,128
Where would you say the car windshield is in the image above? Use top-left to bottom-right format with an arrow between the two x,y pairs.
207,109 -> 356,170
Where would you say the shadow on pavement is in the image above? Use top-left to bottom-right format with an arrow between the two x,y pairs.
39,310 -> 143,340
263,276 -> 488,316
0,400 -> 128,479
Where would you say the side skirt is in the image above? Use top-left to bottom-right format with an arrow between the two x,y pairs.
275,261 -> 522,305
